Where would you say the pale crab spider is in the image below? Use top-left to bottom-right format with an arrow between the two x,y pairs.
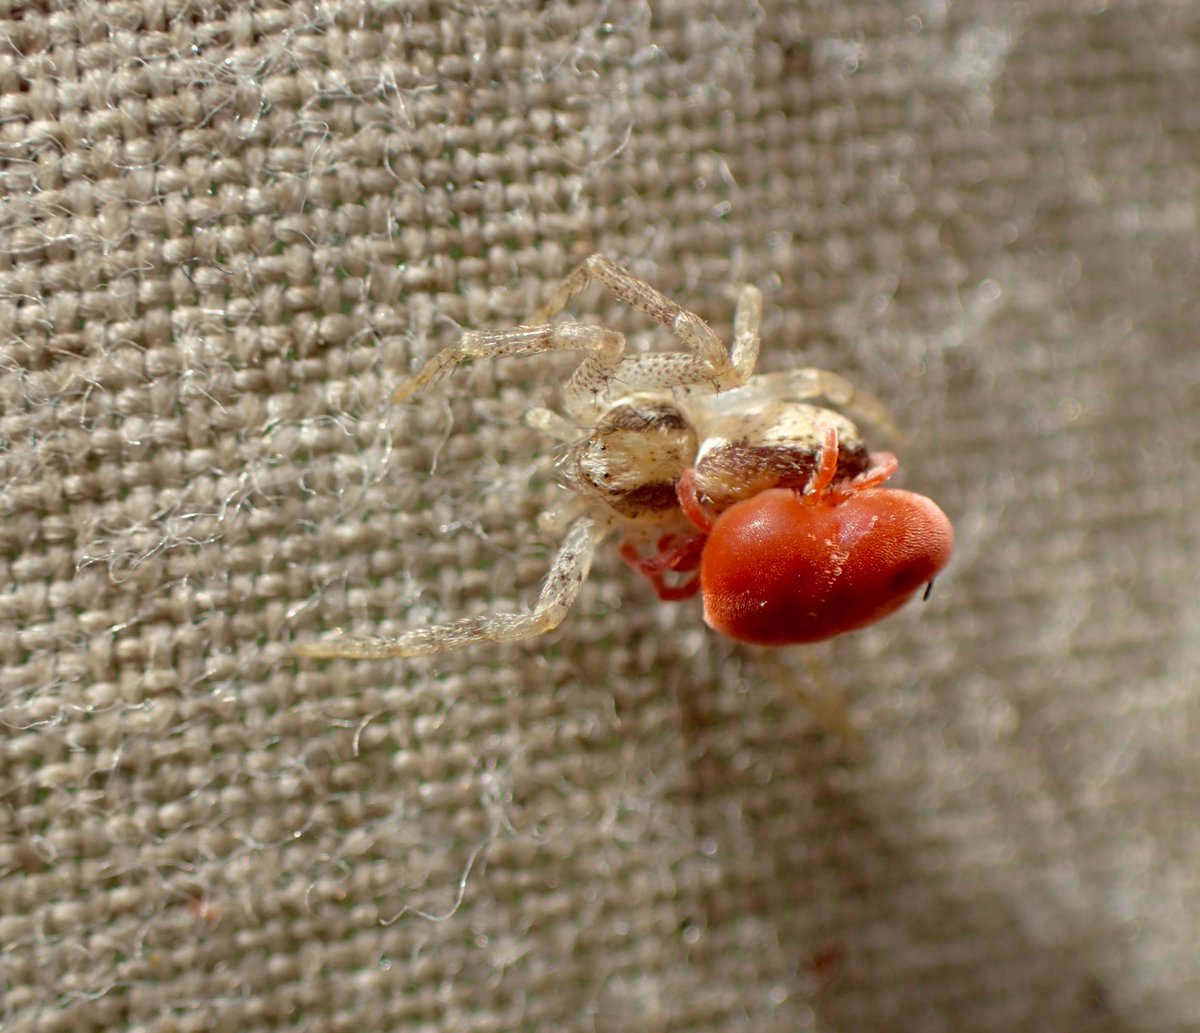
295,255 -> 953,660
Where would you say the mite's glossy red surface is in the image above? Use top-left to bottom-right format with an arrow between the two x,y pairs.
698,486 -> 954,646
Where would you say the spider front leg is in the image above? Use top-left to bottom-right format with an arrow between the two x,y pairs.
392,323 -> 624,404
533,253 -> 763,387
532,254 -> 727,366
394,256 -> 762,418
295,517 -> 599,659
394,318 -> 741,423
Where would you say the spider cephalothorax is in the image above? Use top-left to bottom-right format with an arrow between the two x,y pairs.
562,398 -> 697,520
296,255 -> 952,660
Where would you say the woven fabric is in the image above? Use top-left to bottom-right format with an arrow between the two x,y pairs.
2,1 -> 1198,1030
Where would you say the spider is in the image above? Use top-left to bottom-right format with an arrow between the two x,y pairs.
295,255 -> 953,661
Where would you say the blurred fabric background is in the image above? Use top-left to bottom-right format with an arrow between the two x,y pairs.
1,2 -> 1198,1030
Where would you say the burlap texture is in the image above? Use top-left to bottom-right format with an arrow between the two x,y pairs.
2,1 -> 1198,1030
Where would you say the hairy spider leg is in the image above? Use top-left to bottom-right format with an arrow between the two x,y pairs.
294,517 -> 599,659
394,255 -> 764,420
704,367 -> 903,449
530,253 -> 762,383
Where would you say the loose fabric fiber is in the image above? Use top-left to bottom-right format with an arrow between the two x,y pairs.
1,1 -> 1198,1031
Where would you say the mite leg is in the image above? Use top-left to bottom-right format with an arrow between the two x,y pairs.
803,424 -> 841,500
839,451 -> 900,496
803,423 -> 900,502
675,468 -> 715,534
295,518 -> 598,659
617,533 -> 705,602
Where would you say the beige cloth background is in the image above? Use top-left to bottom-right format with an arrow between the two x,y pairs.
2,1 -> 1198,1030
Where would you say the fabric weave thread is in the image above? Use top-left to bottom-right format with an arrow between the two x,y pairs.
1,2 -> 1198,1031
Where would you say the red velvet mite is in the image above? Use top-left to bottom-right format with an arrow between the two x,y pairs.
683,427 -> 953,646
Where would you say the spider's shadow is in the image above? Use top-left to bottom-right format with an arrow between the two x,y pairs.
667,645 -> 1127,1033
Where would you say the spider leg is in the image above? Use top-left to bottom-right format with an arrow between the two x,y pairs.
524,407 -> 579,442
395,317 -> 731,421
531,255 -> 724,365
393,323 -> 623,404
532,254 -> 757,393
730,282 -> 762,380
396,257 -> 760,417
294,517 -> 598,659
561,341 -> 734,419
752,646 -> 865,755
703,367 -> 903,447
